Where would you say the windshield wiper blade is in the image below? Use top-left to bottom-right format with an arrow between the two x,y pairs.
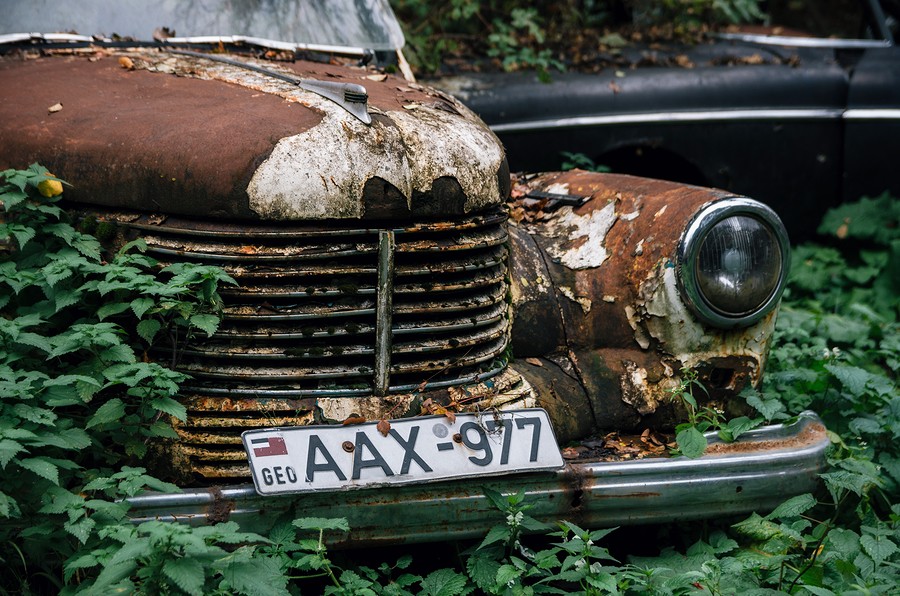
169,49 -> 372,125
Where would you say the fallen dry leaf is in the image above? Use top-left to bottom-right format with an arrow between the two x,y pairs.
118,56 -> 134,70
376,418 -> 391,437
47,103 -> 63,114
366,73 -> 388,82
341,416 -> 367,426
836,220 -> 849,239
524,357 -> 543,367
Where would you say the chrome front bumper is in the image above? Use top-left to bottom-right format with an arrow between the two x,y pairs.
125,411 -> 828,546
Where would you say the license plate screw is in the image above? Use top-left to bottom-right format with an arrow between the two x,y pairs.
342,441 -> 355,453
452,433 -> 462,443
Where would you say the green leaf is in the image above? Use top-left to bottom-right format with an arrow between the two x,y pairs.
18,456 -> 60,485
218,555 -> 290,596
163,557 -> 206,596
189,313 -> 220,337
766,494 -> 817,520
419,568 -> 468,596
0,439 -> 26,468
478,525 -> 511,550
137,318 -> 162,344
292,517 -> 350,532
150,396 -> 187,421
495,563 -> 521,586
64,516 -> 96,544
0,490 -> 19,518
131,297 -> 155,318
860,533 -> 898,563
675,427 -> 707,459
824,363 -> 871,397
87,398 -> 126,429
97,301 -> 132,321
466,554 -> 502,592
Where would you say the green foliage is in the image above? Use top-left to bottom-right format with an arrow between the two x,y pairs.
667,367 -> 766,458
560,152 -> 612,173
390,1 -> 767,75
0,165 -> 237,592
391,0 -> 565,77
633,0 -> 764,30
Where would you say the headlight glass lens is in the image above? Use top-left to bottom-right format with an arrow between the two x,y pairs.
696,215 -> 782,316
677,198 -> 789,328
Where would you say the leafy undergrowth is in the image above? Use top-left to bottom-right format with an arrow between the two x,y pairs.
2,167 -> 898,594
391,0 -> 766,77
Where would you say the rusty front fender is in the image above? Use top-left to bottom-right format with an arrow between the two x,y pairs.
509,171 -> 780,432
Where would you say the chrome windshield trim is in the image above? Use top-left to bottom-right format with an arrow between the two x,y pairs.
163,35 -> 371,58
0,32 -> 102,44
125,412 -> 828,545
0,31 -> 372,58
713,32 -> 892,49
490,109 -> 843,133
843,109 -> 900,120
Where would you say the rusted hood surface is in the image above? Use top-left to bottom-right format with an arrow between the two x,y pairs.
0,49 -> 506,220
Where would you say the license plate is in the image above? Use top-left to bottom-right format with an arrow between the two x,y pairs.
242,408 -> 563,495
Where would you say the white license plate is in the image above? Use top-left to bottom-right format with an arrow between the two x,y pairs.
242,408 -> 563,495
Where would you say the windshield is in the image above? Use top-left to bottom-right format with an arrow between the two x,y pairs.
0,0 -> 404,50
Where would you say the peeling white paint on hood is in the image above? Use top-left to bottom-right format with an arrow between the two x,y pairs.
130,52 -> 504,220
541,201 -> 618,269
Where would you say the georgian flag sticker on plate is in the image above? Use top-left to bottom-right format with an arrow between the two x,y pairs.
242,408 -> 564,496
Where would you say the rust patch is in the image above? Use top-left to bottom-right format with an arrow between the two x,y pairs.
0,53 -> 317,218
206,487 -> 235,525
705,422 -> 827,456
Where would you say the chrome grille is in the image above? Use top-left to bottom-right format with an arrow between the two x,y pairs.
86,208 -> 512,481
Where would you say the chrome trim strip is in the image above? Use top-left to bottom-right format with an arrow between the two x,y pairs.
125,412 -> 828,544
163,35 -> 370,57
490,109 -> 843,133
0,32 -> 371,58
0,32 -> 101,44
713,32 -> 892,49
844,109 -> 900,120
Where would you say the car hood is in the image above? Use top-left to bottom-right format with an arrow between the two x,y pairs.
0,48 -> 507,220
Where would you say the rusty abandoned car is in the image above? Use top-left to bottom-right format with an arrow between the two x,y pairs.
0,1 -> 828,545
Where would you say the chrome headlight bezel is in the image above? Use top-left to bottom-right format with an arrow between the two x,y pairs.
676,198 -> 790,329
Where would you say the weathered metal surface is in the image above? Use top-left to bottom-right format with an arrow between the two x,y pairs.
158,367 -> 535,483
0,48 -> 506,220
509,171 -> 779,431
79,206 -> 514,481
127,412 -> 828,545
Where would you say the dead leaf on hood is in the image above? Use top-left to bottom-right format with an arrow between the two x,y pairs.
341,415 -> 367,426
525,357 -> 543,367
47,103 -> 63,114
376,418 -> 391,437
366,73 -> 388,82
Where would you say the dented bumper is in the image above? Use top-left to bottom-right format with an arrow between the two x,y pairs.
125,412 -> 828,545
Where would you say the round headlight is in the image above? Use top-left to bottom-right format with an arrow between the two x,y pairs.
677,198 -> 789,328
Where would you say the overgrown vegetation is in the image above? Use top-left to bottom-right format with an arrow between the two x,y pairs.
390,0 -> 767,75
2,167 -> 898,593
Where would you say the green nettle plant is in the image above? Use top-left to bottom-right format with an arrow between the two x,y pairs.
0,165 -> 260,593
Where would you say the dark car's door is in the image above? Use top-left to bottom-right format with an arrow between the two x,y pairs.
843,1 -> 900,202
